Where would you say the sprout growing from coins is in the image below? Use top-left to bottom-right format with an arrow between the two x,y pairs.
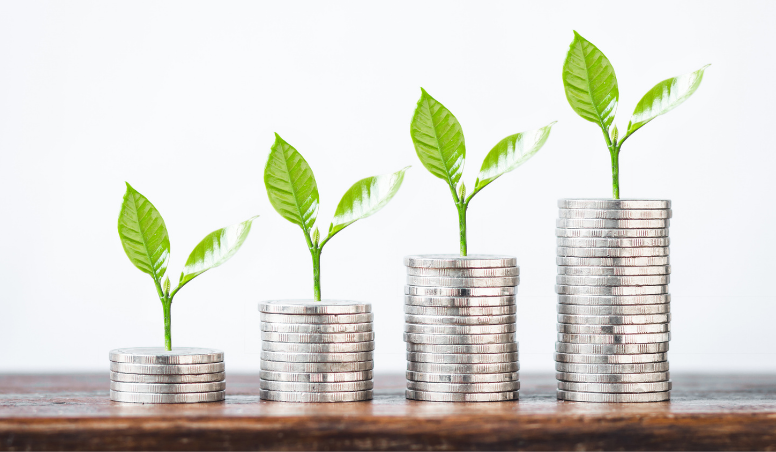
264,133 -> 409,301
118,183 -> 257,350
410,88 -> 555,256
562,31 -> 709,199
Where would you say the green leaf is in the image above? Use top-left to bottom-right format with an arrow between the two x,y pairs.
178,215 -> 258,288
474,122 -> 556,193
410,88 -> 465,189
562,31 -> 619,130
327,166 -> 410,239
118,183 -> 170,281
264,134 -> 319,231
626,64 -> 710,136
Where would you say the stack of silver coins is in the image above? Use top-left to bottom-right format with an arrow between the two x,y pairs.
109,347 -> 225,403
259,300 -> 374,402
403,255 -> 520,402
555,199 -> 672,403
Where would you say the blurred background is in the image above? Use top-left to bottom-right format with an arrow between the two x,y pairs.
1,0 -> 774,374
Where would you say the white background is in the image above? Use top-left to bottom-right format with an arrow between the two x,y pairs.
1,1 -> 774,374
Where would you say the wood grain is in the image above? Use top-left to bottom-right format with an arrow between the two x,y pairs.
1,373 -> 775,450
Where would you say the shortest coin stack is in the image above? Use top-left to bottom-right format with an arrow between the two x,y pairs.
109,347 -> 225,404
259,300 -> 374,403
404,254 -> 520,402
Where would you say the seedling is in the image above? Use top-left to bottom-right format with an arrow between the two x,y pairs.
410,88 -> 555,256
264,133 -> 409,301
118,183 -> 257,350
562,31 -> 709,199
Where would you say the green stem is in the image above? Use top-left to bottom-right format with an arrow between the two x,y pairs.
312,249 -> 321,301
610,148 -> 620,200
162,298 -> 172,351
457,203 -> 468,256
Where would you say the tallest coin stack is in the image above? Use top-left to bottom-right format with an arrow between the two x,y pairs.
555,199 -> 672,403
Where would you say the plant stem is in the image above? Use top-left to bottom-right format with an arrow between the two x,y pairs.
162,298 -> 172,351
599,125 -> 620,200
610,148 -> 620,199
312,248 -> 321,301
457,203 -> 468,256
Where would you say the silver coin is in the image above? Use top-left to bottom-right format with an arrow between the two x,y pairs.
556,275 -> 670,286
404,332 -> 516,345
558,314 -> 671,325
557,256 -> 670,266
407,352 -> 518,364
110,381 -> 226,393
557,237 -> 670,248
405,295 -> 516,307
556,371 -> 670,382
556,228 -> 669,238
404,305 -> 517,316
556,342 -> 669,354
110,371 -> 226,384
558,304 -> 670,315
109,362 -> 225,375
557,390 -> 670,403
405,285 -> 516,297
110,390 -> 225,404
260,312 -> 374,324
259,379 -> 373,392
262,341 -> 374,353
407,276 -> 520,288
261,361 -> 373,373
407,343 -> 519,354
260,351 -> 374,363
406,389 -> 518,402
557,247 -> 670,258
407,381 -> 520,393
555,353 -> 667,364
557,266 -> 671,276
406,314 -> 516,325
405,254 -> 517,268
557,323 -> 669,334
407,267 -> 519,277
558,199 -> 671,210
556,361 -> 669,374
260,389 -> 372,403
556,285 -> 668,296
259,300 -> 371,315
260,322 -> 373,334
109,347 -> 224,365
407,362 -> 519,374
260,331 -> 375,343
259,370 -> 372,383
405,323 -> 515,335
406,371 -> 519,383
557,218 -> 670,229
558,209 -> 672,220
557,332 -> 670,344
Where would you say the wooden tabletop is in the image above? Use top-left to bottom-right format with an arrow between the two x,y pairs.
1,373 -> 775,451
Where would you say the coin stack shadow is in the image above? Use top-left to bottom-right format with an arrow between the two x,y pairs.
555,199 -> 672,403
259,300 -> 375,402
109,347 -> 226,403
403,255 -> 521,402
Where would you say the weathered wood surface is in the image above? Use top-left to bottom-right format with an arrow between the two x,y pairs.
1,373 -> 775,451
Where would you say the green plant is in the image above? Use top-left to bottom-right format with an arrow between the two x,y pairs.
562,31 -> 709,199
410,88 -> 555,256
264,133 -> 409,301
118,183 -> 257,350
